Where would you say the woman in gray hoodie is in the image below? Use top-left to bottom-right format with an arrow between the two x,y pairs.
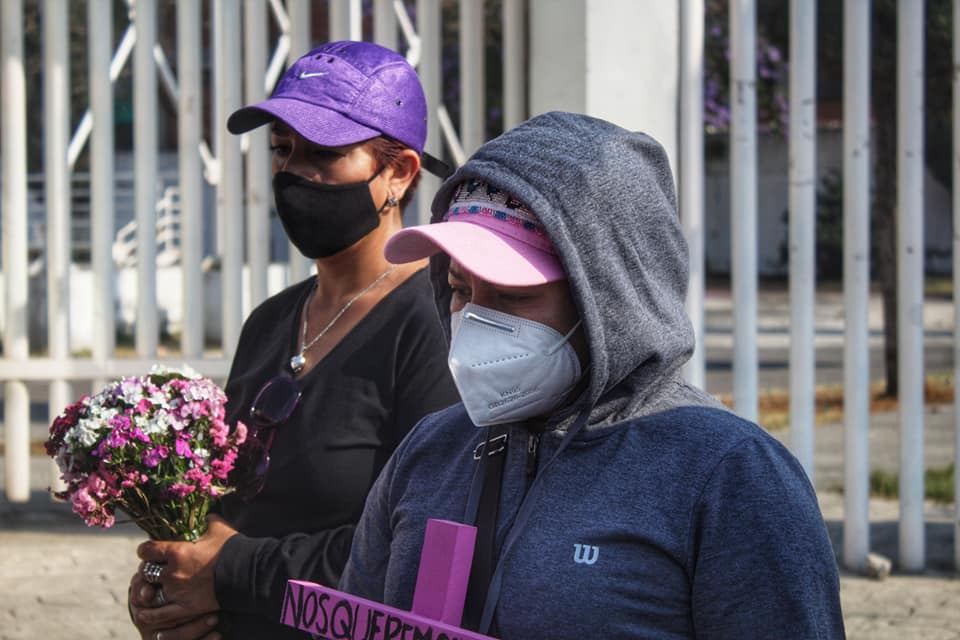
340,111 -> 844,639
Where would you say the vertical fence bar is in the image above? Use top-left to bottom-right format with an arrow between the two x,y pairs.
954,0 -> 960,573
134,0 -> 159,357
896,0 -> 925,572
374,0 -> 398,50
729,0 -> 758,422
244,0 -> 270,314
417,0 -> 442,225
502,0 -> 525,131
330,0 -> 363,42
788,0 -> 816,481
459,0 -> 485,153
214,0 -> 244,357
43,0 -> 73,493
179,0 -> 204,358
287,0 -> 312,282
680,0 -> 705,391
1,0 -> 31,502
842,0 -> 872,572
287,0 -> 311,94
330,1 -> 349,41
89,0 -> 116,385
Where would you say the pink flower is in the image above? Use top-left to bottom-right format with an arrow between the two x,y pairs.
210,419 -> 229,447
184,468 -> 212,492
71,485 -> 115,527
72,486 -> 98,517
233,421 -> 248,445
121,470 -> 147,488
168,482 -> 196,498
210,449 -> 239,479
135,398 -> 153,415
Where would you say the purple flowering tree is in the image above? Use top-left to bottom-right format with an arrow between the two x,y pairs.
703,0 -> 789,136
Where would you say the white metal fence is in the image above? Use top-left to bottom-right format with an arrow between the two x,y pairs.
0,0 -> 956,574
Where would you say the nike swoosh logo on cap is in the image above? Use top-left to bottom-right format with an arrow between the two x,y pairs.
299,71 -> 328,79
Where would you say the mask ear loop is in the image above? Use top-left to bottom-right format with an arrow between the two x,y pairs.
367,164 -> 400,213
545,319 -> 582,356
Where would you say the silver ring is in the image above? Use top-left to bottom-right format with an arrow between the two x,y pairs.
155,587 -> 167,606
142,561 -> 164,585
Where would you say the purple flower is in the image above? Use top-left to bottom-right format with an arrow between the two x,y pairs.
142,445 -> 170,468
175,437 -> 192,458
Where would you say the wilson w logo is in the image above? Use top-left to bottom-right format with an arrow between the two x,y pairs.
573,543 -> 599,565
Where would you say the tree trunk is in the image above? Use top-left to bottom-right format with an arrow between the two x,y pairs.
873,110 -> 898,397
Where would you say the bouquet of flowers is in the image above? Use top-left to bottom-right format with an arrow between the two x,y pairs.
45,365 -> 247,541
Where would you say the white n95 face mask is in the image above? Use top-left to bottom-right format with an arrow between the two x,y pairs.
448,303 -> 583,427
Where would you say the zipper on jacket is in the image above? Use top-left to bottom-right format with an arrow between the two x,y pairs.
525,432 -> 540,480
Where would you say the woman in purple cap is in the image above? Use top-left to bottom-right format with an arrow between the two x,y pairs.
340,112 -> 844,638
126,41 -> 458,640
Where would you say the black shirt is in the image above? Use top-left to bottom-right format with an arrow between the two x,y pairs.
213,269 -> 458,638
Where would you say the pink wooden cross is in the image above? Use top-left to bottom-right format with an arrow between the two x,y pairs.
410,519 -> 477,625
281,519 -> 496,639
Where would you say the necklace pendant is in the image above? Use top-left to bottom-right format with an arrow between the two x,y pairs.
289,353 -> 306,373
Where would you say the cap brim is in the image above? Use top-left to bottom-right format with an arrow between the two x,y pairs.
385,222 -> 566,287
227,97 -> 381,148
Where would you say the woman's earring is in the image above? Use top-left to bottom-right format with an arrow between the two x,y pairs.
387,195 -> 399,207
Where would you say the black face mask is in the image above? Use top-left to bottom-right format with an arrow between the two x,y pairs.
272,170 -> 391,259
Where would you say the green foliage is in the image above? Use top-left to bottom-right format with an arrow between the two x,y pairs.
926,463 -> 956,504
870,464 -> 956,504
869,469 -> 899,500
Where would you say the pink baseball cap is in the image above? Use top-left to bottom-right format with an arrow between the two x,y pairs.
385,180 -> 566,286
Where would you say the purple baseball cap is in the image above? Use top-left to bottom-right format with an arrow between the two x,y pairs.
385,181 -> 566,287
227,41 -> 428,154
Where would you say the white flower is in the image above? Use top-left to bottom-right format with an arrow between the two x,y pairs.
178,364 -> 202,380
149,389 -> 171,410
149,363 -> 201,380
137,413 -> 166,437
68,417 -> 105,448
120,377 -> 145,405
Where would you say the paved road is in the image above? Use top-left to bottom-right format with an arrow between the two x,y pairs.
0,287 -> 955,638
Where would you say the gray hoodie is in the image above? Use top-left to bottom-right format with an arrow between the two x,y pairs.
426,111 -> 724,426
340,112 -> 844,639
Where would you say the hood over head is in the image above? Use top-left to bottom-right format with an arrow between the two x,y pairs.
419,112 -> 710,422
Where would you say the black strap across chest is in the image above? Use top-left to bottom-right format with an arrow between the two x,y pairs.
461,426 -> 508,632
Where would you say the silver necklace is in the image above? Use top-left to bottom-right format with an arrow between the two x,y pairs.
290,265 -> 395,373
